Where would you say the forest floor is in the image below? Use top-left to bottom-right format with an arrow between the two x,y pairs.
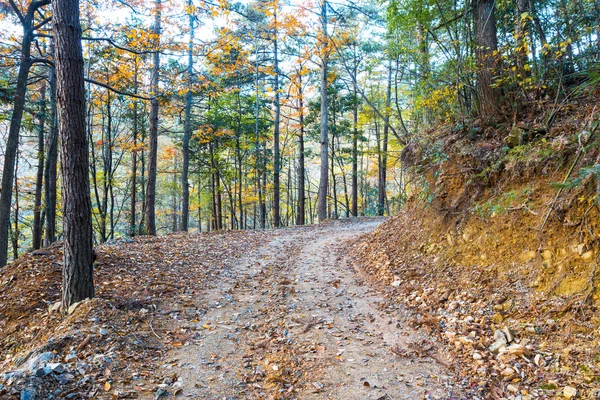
0,219 -> 465,400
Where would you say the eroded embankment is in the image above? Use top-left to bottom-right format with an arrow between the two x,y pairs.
355,100 -> 600,399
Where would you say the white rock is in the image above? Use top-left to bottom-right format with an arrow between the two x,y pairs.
563,386 -> 577,399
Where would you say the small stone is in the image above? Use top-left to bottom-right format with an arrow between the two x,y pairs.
489,339 -> 507,354
34,367 -> 51,378
59,374 -> 74,385
473,352 -> 482,360
458,336 -> 474,345
48,363 -> 65,374
502,326 -> 514,342
563,386 -> 577,399
501,367 -> 515,378
391,281 -> 401,288
20,387 -> 36,400
507,384 -> 519,393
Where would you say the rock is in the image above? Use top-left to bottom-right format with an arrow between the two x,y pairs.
501,367 -> 515,378
489,339 -> 507,354
507,384 -> 519,393
20,387 -> 36,400
458,336 -> 474,345
34,367 -> 51,378
391,281 -> 401,288
506,125 -> 523,147
473,352 -> 482,360
64,352 -> 77,363
58,373 -> 74,385
24,351 -> 55,372
563,386 -> 577,399
155,388 -> 168,399
502,326 -> 514,342
47,363 -> 65,374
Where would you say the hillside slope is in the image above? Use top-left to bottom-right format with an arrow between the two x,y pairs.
356,99 -> 600,399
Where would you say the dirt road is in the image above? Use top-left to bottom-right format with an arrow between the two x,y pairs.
167,219 -> 462,399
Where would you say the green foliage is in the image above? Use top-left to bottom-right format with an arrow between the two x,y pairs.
473,187 -> 532,218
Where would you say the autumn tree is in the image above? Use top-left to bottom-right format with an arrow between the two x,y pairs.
0,0 -> 51,267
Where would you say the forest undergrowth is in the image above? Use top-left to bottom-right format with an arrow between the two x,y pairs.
355,94 -> 600,399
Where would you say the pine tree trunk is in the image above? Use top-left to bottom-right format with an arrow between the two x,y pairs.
181,0 -> 194,231
378,60 -> 392,216
317,0 -> 329,222
273,13 -> 281,228
33,79 -> 47,250
296,77 -> 305,226
0,18 -> 35,267
351,46 -> 359,217
52,0 -> 94,309
130,59 -> 139,236
145,0 -> 161,236
45,44 -> 58,247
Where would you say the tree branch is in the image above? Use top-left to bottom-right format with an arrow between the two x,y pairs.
7,0 -> 25,25
31,58 -> 155,101
85,78 -> 156,100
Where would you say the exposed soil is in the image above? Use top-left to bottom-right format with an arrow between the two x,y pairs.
0,219 -> 464,399
169,218 -> 463,399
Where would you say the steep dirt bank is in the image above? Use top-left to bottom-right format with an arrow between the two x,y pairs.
355,102 -> 600,399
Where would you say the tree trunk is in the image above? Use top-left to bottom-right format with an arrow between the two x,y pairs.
272,11 -> 281,228
0,19 -> 35,267
474,0 -> 500,120
33,79 -> 47,250
296,76 -> 305,226
254,40 -> 266,229
351,45 -> 359,217
130,59 -> 139,236
378,60 -> 392,216
181,0 -> 194,231
53,0 -> 94,309
12,157 -> 20,260
45,43 -> 58,246
317,0 -> 329,222
144,0 -> 162,236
